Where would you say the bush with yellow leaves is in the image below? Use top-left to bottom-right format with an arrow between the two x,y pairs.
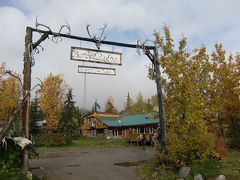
156,119 -> 220,167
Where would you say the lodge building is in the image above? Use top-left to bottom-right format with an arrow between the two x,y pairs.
81,112 -> 159,140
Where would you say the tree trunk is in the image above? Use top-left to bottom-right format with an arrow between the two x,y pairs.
153,46 -> 167,150
21,27 -> 32,172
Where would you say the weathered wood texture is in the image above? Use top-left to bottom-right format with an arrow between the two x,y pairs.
153,47 -> 167,149
21,27 -> 32,172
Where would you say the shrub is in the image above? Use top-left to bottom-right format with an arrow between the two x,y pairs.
155,119 -> 219,167
0,147 -> 21,171
35,133 -> 71,147
0,141 -> 39,171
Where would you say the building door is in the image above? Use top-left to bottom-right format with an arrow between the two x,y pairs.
113,129 -> 118,137
88,129 -> 96,137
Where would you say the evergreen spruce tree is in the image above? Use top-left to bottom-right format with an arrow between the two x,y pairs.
124,92 -> 132,114
29,96 -> 44,135
74,106 -> 83,126
58,89 -> 78,138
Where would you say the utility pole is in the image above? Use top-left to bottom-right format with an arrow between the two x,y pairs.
21,27 -> 32,172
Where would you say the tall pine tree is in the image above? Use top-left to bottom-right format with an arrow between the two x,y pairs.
58,89 -> 78,138
124,92 -> 133,114
29,96 -> 44,135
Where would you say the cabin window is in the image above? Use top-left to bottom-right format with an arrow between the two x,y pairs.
97,129 -> 104,135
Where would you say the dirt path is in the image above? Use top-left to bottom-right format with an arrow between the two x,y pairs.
30,146 -> 154,180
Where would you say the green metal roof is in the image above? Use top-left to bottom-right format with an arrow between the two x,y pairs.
97,114 -> 159,127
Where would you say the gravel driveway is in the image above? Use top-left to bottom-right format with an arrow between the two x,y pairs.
30,146 -> 154,180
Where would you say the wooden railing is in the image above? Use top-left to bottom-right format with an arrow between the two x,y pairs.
127,133 -> 153,146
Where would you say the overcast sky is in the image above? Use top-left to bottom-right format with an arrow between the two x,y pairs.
0,0 -> 240,111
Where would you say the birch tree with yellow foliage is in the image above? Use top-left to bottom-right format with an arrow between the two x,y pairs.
39,73 -> 67,130
0,63 -> 21,121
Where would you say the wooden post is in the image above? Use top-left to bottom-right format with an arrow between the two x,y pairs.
153,45 -> 167,150
21,27 -> 32,172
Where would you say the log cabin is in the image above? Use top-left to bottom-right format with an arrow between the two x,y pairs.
80,112 -> 159,142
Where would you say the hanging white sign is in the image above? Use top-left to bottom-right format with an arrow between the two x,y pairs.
78,65 -> 116,75
71,47 -> 122,65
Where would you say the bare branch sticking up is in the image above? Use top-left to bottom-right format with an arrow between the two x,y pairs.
4,70 -> 23,89
34,77 -> 43,93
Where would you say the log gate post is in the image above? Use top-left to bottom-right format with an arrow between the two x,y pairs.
21,27 -> 32,172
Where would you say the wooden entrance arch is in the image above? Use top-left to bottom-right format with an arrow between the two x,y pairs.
21,26 -> 167,171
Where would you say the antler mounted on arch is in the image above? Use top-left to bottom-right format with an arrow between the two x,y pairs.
86,23 -> 107,50
52,21 -> 71,43
35,17 -> 71,44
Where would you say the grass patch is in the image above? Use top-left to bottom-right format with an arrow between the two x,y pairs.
137,151 -> 240,180
35,136 -> 128,148
192,151 -> 240,179
137,160 -> 177,180
69,136 -> 128,148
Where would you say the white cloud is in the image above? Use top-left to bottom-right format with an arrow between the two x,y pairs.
0,0 -> 240,110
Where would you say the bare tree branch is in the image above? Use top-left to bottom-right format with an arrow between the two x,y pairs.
4,70 -> 23,88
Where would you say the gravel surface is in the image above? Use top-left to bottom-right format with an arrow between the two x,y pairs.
30,146 -> 154,180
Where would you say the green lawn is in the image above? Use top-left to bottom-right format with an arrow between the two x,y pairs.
68,136 -> 128,148
137,151 -> 240,180
35,136 -> 129,148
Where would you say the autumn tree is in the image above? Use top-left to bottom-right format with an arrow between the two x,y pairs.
153,26 -> 219,164
208,44 -> 240,146
150,95 -> 158,110
39,73 -> 67,130
130,92 -> 153,114
104,96 -> 117,113
0,63 -> 21,121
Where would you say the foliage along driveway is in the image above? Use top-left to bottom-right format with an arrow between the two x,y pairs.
30,146 -> 154,180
